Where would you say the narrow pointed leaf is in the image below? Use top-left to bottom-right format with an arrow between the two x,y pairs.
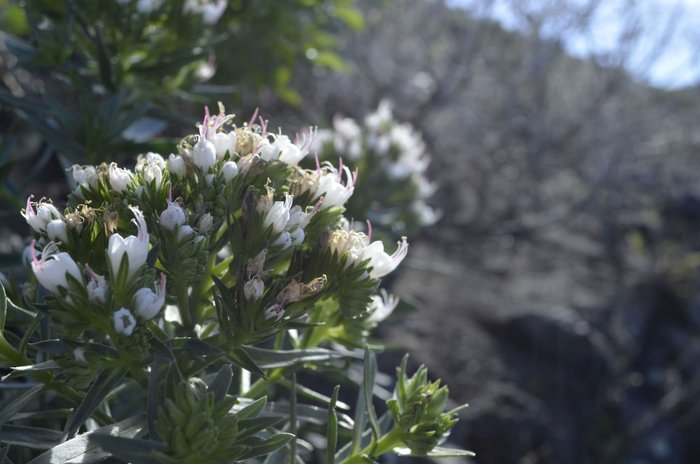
88,435 -> 167,464
425,446 -> 476,458
239,346 -> 353,369
0,384 -> 44,425
227,347 -> 266,378
238,433 -> 295,460
236,396 -> 267,419
64,368 -> 124,438
207,364 -> 233,401
0,424 -> 62,449
0,282 -> 6,331
28,415 -> 146,464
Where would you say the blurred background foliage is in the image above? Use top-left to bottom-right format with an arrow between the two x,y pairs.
4,0 -> 700,462
0,0 -> 362,213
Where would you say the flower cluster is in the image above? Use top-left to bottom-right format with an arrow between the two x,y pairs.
312,100 -> 439,238
4,107 -> 470,463
22,106 -> 406,350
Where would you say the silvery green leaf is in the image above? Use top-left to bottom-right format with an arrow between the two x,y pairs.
28,415 -> 146,464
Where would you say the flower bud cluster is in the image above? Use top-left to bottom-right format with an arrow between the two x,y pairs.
386,356 -> 465,456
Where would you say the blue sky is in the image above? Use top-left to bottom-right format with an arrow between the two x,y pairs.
449,0 -> 700,89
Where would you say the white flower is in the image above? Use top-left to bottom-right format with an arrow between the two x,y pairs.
71,165 -> 98,190
367,290 -> 399,323
47,219 -> 69,243
364,100 -> 393,131
205,174 -> 215,186
86,267 -> 108,304
257,138 -> 275,162
325,227 -> 408,278
284,129 -> 316,165
22,196 -> 62,233
287,204 -> 319,230
289,227 -> 305,246
222,161 -> 238,181
332,116 -> 363,160
168,154 -> 187,178
159,200 -> 186,231
133,274 -> 166,320
108,163 -> 134,193
107,207 -> 149,279
197,213 -> 214,233
263,194 -> 293,234
313,162 -> 356,209
211,131 -> 237,160
183,0 -> 227,24
385,125 -> 429,179
412,202 -> 440,226
361,237 -> 409,279
273,231 -> 292,250
243,276 -> 264,301
192,136 -> 217,172
30,242 -> 82,294
136,153 -> 166,186
176,225 -> 195,241
310,129 -> 334,153
334,116 -> 362,141
113,308 -> 137,336
326,229 -> 369,266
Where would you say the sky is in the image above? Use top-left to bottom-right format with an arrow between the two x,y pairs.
448,0 -> 700,89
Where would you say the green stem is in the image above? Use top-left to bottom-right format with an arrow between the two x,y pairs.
340,427 -> 404,464
176,285 -> 194,331
192,254 -> 218,322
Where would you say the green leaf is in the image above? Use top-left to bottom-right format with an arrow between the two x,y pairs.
0,281 -> 6,332
240,346 -> 353,369
326,385 -> 341,464
350,370 -> 367,455
64,368 -> 125,438
425,446 -> 477,458
263,402 -> 353,430
2,360 -> 60,381
0,384 -> 44,425
363,347 -> 381,446
207,364 -> 233,402
238,433 -> 295,460
236,396 -> 267,420
237,416 -> 285,439
29,340 -> 71,354
28,415 -> 146,464
334,5 -> 364,30
147,358 -> 163,441
88,435 -> 167,464
0,424 -> 62,449
226,347 -> 266,378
